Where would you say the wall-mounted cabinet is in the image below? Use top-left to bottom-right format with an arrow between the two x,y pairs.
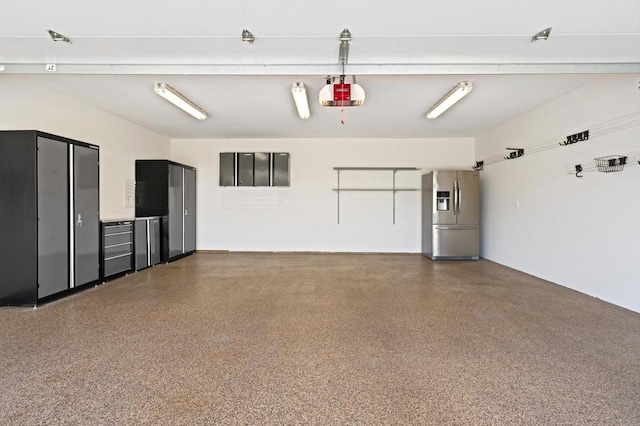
135,160 -> 196,263
220,152 -> 289,187
0,131 -> 100,306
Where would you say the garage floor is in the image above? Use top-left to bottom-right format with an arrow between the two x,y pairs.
1,253 -> 639,425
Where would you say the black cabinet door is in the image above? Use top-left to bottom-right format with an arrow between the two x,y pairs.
237,153 -> 254,186
254,153 -> 270,186
219,153 -> 235,186
272,153 -> 290,186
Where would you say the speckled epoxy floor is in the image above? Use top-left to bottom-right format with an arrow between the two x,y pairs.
1,253 -> 639,425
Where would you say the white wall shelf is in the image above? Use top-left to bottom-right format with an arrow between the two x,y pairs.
333,167 -> 421,224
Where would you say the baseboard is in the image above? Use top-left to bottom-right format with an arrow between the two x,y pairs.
195,250 -> 418,255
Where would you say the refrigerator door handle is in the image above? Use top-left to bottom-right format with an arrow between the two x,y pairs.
435,225 -> 478,230
453,179 -> 459,216
457,178 -> 462,216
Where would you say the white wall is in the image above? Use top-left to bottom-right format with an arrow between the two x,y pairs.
476,75 -> 640,313
0,75 -> 170,219
171,138 -> 474,253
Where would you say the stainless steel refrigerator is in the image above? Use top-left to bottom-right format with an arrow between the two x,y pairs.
422,170 -> 480,260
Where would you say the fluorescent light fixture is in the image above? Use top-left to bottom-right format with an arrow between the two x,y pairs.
291,82 -> 310,119
153,83 -> 208,120
425,81 -> 473,119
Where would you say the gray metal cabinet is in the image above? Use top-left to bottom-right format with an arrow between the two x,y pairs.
184,168 -> 197,253
0,131 -> 100,306
254,153 -> 270,186
74,145 -> 101,286
134,217 -> 160,271
272,153 -> 290,187
135,160 -> 196,263
219,153 -> 235,186
219,152 -> 290,187
168,164 -> 184,259
101,221 -> 134,280
37,137 -> 70,299
237,153 -> 254,186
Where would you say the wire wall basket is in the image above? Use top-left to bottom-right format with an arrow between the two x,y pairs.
594,155 -> 627,173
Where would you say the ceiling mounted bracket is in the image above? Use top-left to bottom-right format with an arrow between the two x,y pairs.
531,27 -> 552,42
242,29 -> 255,44
46,29 -> 71,44
338,28 -> 351,65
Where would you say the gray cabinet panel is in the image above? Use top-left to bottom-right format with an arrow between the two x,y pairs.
254,153 -> 270,186
74,145 -> 100,286
184,168 -> 196,253
168,164 -> 184,258
104,256 -> 133,277
272,153 -> 290,186
219,153 -> 235,186
37,137 -> 69,299
149,218 -> 160,265
237,153 -> 254,186
134,220 -> 148,270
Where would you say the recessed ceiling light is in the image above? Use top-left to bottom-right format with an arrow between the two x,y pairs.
46,29 -> 71,43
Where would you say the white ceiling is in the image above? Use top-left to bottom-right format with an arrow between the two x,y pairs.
1,0 -> 639,139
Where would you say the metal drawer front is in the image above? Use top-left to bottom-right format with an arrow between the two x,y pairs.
104,255 -> 132,277
104,232 -> 132,246
104,243 -> 132,259
432,225 -> 479,259
104,223 -> 133,235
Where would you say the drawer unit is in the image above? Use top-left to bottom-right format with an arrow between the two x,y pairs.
100,220 -> 134,281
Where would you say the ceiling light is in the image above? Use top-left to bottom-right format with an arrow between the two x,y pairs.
425,81 -> 473,119
291,83 -> 310,120
531,27 -> 552,42
242,29 -> 255,44
153,83 -> 208,120
46,29 -> 71,43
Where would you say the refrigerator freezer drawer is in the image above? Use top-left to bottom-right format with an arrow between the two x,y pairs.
431,225 -> 479,260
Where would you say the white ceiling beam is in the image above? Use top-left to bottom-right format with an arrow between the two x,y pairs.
2,62 -> 639,75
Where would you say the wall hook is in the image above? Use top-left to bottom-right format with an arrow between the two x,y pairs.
574,164 -> 583,178
560,130 -> 590,146
504,148 -> 525,160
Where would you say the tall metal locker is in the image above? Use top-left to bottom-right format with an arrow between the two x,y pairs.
0,131 -> 100,306
135,160 -> 196,263
184,168 -> 197,253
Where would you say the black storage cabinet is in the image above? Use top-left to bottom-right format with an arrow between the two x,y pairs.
0,130 -> 100,306
135,160 -> 196,263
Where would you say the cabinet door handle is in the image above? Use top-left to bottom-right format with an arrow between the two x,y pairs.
77,214 -> 83,227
